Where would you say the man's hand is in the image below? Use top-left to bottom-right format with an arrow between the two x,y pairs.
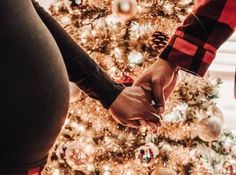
109,86 -> 161,128
134,58 -> 178,114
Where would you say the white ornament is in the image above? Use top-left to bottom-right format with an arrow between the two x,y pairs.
128,50 -> 144,65
112,0 -> 137,21
75,0 -> 82,5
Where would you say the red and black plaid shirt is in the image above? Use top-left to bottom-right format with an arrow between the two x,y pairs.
160,0 -> 236,77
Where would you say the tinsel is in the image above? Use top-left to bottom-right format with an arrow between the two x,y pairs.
40,0 -> 236,174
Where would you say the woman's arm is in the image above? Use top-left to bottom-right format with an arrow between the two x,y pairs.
32,1 -> 124,109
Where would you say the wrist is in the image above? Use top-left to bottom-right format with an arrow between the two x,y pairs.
154,58 -> 179,74
159,58 -> 178,72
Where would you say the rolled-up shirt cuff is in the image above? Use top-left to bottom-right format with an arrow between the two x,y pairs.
159,34 -> 216,77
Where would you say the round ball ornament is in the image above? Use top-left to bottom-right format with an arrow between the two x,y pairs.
197,116 -> 222,142
128,50 -> 144,65
135,142 -> 159,163
151,167 -> 177,175
112,0 -> 138,21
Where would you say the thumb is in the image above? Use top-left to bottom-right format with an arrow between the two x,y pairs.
152,82 -> 165,114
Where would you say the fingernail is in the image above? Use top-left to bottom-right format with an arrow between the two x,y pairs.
159,107 -> 164,114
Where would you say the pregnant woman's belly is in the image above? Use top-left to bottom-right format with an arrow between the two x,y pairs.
0,0 -> 70,167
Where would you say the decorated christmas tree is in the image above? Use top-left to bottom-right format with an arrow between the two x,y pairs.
41,0 -> 236,174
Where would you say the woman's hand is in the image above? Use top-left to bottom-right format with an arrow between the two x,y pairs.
109,86 -> 161,128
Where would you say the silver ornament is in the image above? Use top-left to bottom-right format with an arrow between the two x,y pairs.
128,50 -> 144,65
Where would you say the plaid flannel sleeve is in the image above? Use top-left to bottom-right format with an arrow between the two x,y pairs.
159,0 -> 236,77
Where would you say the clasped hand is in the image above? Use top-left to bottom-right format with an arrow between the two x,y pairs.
109,58 -> 178,130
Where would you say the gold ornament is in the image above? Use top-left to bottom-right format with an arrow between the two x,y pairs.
112,0 -> 138,21
197,116 -> 222,142
151,167 -> 177,175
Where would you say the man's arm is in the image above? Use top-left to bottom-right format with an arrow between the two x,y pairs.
134,0 -> 236,113
32,1 -> 124,109
159,0 -> 236,76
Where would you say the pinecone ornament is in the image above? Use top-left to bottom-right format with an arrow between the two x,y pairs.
150,31 -> 169,51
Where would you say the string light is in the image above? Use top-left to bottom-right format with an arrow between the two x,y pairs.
41,1 -> 236,174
